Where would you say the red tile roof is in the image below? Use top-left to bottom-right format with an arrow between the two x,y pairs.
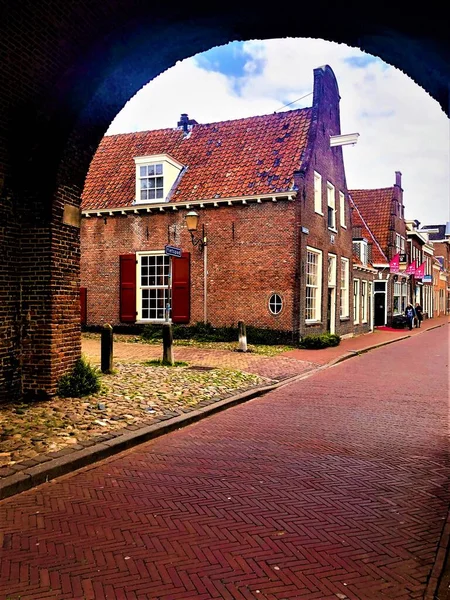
350,195 -> 388,265
349,187 -> 393,253
82,109 -> 312,210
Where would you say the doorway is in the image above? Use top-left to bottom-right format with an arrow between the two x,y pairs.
327,287 -> 336,334
374,281 -> 387,326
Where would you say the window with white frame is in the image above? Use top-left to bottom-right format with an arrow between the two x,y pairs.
361,280 -> 368,323
354,240 -> 369,266
353,278 -> 360,324
400,236 -> 405,253
395,233 -> 402,253
401,282 -> 408,313
306,248 -> 322,321
138,163 -> 164,201
137,253 -> 170,320
328,253 -> 337,287
327,182 -> 336,229
339,191 -> 346,228
340,257 -> 349,318
314,171 -> 323,214
393,282 -> 403,315
269,293 -> 283,315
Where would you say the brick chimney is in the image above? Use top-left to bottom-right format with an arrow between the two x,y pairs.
395,171 -> 402,188
177,113 -> 198,134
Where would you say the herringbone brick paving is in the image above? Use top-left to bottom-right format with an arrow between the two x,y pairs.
0,327 -> 448,599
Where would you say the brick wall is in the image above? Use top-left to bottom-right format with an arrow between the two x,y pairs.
81,202 -> 299,335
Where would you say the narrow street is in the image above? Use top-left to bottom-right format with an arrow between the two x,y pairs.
0,326 -> 448,600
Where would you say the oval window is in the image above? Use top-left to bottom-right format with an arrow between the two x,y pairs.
269,293 -> 283,315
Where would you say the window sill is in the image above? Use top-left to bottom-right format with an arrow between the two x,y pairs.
341,224 -> 347,229
136,319 -> 172,324
328,227 -> 338,233
340,316 -> 350,321
315,211 -> 324,216
134,199 -> 168,205
305,320 -> 322,326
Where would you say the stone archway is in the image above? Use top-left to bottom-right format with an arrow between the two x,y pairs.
1,0 -> 449,400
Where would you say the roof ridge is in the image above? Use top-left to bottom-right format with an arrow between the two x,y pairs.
349,186 -> 393,194
105,107 -> 313,139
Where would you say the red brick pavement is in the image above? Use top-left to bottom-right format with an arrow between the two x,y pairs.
82,339 -> 319,381
0,326 -> 448,599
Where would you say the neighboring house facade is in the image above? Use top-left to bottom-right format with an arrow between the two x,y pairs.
405,220 -> 434,316
420,223 -> 450,315
350,173 -> 409,326
81,65 -> 369,340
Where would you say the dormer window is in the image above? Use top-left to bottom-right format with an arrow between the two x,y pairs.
139,163 -> 164,201
353,239 -> 369,266
134,154 -> 184,204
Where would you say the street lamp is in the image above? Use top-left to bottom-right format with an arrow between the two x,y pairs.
185,210 -> 207,251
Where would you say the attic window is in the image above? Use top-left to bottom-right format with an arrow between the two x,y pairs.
139,164 -> 164,201
134,154 -> 184,204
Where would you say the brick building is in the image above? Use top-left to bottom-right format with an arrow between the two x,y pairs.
350,174 -> 410,326
81,65 -> 373,341
420,223 -> 450,315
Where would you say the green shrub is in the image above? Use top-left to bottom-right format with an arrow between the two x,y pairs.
298,333 -> 341,349
57,357 -> 101,398
141,322 -> 295,346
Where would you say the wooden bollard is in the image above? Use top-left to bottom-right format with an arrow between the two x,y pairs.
162,323 -> 174,366
238,320 -> 247,352
101,323 -> 113,373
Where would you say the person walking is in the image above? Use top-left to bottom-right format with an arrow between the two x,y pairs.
415,303 -> 423,328
405,303 -> 416,331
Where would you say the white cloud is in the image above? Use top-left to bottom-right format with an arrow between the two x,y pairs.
107,38 -> 449,224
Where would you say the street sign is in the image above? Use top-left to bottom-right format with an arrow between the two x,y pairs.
423,275 -> 432,283
164,245 -> 182,258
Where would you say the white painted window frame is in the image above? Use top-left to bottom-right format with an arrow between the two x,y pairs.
305,246 -> 323,323
354,278 -> 360,324
314,171 -> 323,215
136,251 -> 171,322
340,257 -> 350,318
339,191 -> 346,228
327,181 -> 336,231
361,280 -> 368,323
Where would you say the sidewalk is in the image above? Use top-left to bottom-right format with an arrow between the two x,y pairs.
282,314 -> 449,365
0,316 -> 447,501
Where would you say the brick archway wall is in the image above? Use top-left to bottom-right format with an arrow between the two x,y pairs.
0,0 -> 449,400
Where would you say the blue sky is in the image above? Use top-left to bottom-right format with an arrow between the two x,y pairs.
108,38 -> 449,224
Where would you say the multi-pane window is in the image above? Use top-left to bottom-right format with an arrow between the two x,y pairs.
306,248 -> 322,321
340,257 -> 349,318
327,182 -> 336,229
395,233 -> 402,253
139,163 -> 164,201
269,294 -> 283,315
393,282 -> 407,314
328,253 -> 337,287
339,191 -> 346,228
361,281 -> 368,323
353,279 -> 360,324
314,171 -> 322,214
139,254 -> 170,320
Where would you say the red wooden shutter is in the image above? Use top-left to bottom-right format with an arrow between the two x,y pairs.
172,252 -> 190,323
120,254 -> 137,322
80,287 -> 87,325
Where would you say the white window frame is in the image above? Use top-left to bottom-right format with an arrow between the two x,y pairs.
305,247 -> 323,322
268,293 -> 283,315
361,280 -> 368,323
134,154 -> 184,204
339,191 -> 346,228
340,257 -> 350,318
136,251 -> 171,322
327,182 -> 336,231
314,171 -> 323,215
328,253 -> 337,287
354,278 -> 360,324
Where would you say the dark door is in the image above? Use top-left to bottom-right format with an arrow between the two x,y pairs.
374,292 -> 385,326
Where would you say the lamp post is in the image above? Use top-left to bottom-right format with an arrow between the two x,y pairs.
185,210 -> 208,323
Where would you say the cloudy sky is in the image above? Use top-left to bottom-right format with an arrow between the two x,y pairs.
108,38 -> 449,225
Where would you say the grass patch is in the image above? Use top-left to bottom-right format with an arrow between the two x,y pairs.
143,359 -> 189,368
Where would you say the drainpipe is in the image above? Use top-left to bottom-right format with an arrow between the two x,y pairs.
203,225 -> 208,324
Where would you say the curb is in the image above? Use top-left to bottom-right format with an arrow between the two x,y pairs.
0,321 -> 447,502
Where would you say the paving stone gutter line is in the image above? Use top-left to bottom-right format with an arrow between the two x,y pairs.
1,323 -> 445,503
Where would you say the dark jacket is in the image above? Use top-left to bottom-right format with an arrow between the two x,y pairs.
405,306 -> 416,320
415,305 -> 423,320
